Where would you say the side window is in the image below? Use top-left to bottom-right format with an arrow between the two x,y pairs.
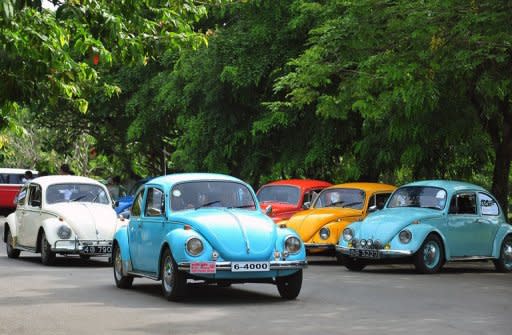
479,193 -> 499,216
145,188 -> 165,217
28,184 -> 42,207
17,187 -> 28,205
448,193 -> 477,215
373,193 -> 391,210
131,191 -> 144,217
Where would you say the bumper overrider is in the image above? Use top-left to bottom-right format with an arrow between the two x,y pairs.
178,260 -> 308,273
53,239 -> 113,256
336,246 -> 413,259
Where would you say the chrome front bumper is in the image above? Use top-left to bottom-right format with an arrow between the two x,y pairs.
336,246 -> 413,258
178,260 -> 308,272
53,239 -> 113,256
305,243 -> 335,250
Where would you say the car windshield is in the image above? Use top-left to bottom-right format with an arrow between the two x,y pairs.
313,188 -> 365,209
257,185 -> 300,205
46,183 -> 110,204
387,186 -> 447,210
171,181 -> 256,211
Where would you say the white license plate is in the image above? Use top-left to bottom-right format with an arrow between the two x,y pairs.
231,262 -> 270,272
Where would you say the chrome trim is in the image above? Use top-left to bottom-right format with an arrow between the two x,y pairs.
336,246 -> 413,257
177,260 -> 308,272
305,243 -> 335,250
127,271 -> 158,280
449,256 -> 495,261
52,239 -> 113,255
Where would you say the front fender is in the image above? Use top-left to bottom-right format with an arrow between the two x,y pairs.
113,225 -> 131,266
41,218 -> 68,245
165,228 -> 214,264
275,227 -> 306,261
4,213 -> 17,242
389,223 -> 447,258
491,224 -> 512,258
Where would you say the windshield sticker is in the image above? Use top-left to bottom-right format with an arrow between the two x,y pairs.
172,189 -> 182,197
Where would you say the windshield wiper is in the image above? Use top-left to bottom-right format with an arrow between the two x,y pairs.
341,201 -> 362,208
228,204 -> 254,209
195,200 -> 222,210
326,200 -> 346,207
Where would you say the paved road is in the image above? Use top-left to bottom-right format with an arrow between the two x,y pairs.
0,222 -> 510,335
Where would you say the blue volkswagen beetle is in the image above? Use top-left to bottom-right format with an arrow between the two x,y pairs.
112,173 -> 307,300
337,180 -> 512,274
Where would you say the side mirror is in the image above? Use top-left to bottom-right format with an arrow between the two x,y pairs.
368,205 -> 377,213
265,205 -> 273,215
302,202 -> 311,210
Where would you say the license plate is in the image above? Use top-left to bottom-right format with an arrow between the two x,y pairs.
231,262 -> 270,272
349,248 -> 379,259
190,262 -> 216,274
82,246 -> 112,254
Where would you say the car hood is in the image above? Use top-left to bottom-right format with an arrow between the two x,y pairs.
287,207 -> 362,241
46,203 -> 117,240
174,209 -> 276,260
357,208 -> 443,243
260,202 -> 299,221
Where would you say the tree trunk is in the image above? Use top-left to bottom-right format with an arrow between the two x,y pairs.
491,141 -> 511,219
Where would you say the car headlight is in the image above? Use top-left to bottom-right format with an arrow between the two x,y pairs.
186,237 -> 204,256
57,225 -> 72,239
343,228 -> 353,241
284,236 -> 301,254
319,227 -> 330,240
399,230 -> 412,244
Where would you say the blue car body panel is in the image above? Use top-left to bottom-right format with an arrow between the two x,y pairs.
337,180 -> 512,263
114,173 -> 307,282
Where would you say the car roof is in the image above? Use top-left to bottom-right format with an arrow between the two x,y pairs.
326,182 -> 396,193
147,173 -> 245,188
402,180 -> 487,193
28,175 -> 105,188
259,179 -> 332,190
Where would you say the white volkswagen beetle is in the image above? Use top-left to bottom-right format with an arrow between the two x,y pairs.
3,175 -> 118,265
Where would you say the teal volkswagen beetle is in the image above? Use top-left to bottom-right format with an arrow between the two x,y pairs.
112,173 -> 307,300
337,180 -> 512,274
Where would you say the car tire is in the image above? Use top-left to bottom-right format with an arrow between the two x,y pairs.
6,228 -> 20,259
276,269 -> 303,300
113,245 -> 133,289
493,235 -> 512,273
161,248 -> 187,301
40,231 -> 56,265
414,234 -> 444,274
340,255 -> 366,271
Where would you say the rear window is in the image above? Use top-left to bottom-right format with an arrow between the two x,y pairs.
0,173 -> 25,184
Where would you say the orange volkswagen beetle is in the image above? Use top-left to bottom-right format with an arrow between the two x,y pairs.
284,182 -> 396,259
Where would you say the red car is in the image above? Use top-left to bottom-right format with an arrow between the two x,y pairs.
0,168 -> 38,216
257,179 -> 332,223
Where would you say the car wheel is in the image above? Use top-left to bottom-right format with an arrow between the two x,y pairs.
113,245 -> 133,289
493,235 -> 512,273
6,228 -> 20,259
161,248 -> 187,301
414,234 -> 444,274
40,231 -> 56,265
276,269 -> 303,300
340,255 -> 366,271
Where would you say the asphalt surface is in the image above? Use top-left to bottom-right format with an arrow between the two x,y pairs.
0,220 -> 510,335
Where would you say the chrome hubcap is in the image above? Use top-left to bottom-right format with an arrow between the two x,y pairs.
163,256 -> 173,292
503,243 -> 512,267
424,242 -> 439,268
114,249 -> 123,279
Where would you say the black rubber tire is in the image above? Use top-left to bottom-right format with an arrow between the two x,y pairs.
493,235 -> 512,273
6,228 -> 20,259
340,255 -> 366,271
161,248 -> 187,301
40,231 -> 56,265
113,245 -> 133,289
414,234 -> 444,274
276,269 -> 303,300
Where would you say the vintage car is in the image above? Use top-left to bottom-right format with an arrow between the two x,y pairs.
112,173 -> 307,301
285,182 -> 396,258
0,168 -> 38,216
3,175 -> 117,265
337,180 -> 512,273
257,179 -> 332,223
